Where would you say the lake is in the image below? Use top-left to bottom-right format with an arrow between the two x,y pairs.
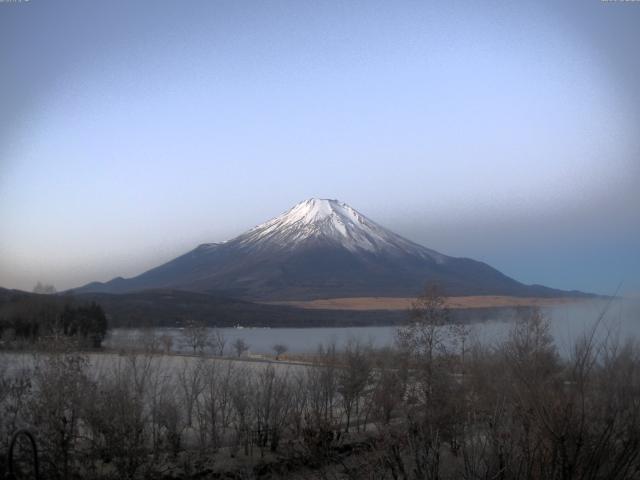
103,299 -> 640,356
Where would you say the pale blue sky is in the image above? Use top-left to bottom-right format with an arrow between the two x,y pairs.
0,0 -> 638,295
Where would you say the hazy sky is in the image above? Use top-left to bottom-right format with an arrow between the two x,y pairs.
1,0 -> 639,295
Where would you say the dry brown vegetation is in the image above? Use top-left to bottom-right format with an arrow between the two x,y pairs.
1,287 -> 638,479
266,295 -> 584,311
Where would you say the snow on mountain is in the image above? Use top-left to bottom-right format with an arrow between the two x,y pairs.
75,198 -> 586,300
236,198 -> 446,261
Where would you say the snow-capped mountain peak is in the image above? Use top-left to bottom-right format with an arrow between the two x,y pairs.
74,197 -> 580,300
273,198 -> 364,233
236,198 -> 445,260
283,198 -> 350,221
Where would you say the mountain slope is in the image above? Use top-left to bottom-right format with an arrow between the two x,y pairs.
76,198 -> 588,300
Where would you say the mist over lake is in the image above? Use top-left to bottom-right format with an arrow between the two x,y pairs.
104,299 -> 640,356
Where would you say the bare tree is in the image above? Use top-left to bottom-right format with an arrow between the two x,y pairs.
449,320 -> 472,375
28,352 -> 90,480
338,339 -> 372,432
182,319 -> 210,355
306,342 -> 339,425
504,307 -> 558,384
211,328 -> 227,356
84,356 -> 149,480
177,359 -> 205,427
272,343 -> 288,360
252,365 -> 292,454
155,392 -> 183,458
137,327 -> 160,353
195,361 -> 235,452
370,350 -> 403,426
396,283 -> 450,362
229,368 -> 252,456
0,362 -> 33,476
395,283 -> 452,406
288,371 -> 309,437
159,333 -> 174,354
232,338 -> 249,357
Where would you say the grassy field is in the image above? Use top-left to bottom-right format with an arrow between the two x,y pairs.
266,295 -> 586,311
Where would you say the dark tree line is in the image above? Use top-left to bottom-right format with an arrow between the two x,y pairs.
0,293 -> 108,348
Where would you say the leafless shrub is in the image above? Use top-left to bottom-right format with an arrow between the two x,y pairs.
194,361 -> 234,452
212,328 -> 227,356
177,359 -> 205,428
155,393 -> 183,458
396,283 -> 450,362
233,338 -> 250,357
273,343 -> 288,360
182,319 -> 210,355
252,365 -> 293,454
0,361 -> 33,474
28,352 -> 90,480
306,342 -> 339,427
338,339 -> 372,432
229,366 -> 253,456
83,358 -> 149,479
159,333 -> 173,354
370,357 -> 403,427
136,327 -> 161,353
288,370 -> 310,437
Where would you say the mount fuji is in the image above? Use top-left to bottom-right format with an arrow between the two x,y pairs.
77,198 -> 584,300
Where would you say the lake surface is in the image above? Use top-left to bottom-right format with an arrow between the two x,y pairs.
104,299 -> 640,356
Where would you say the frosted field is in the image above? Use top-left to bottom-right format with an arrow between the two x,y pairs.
0,350 -> 308,380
